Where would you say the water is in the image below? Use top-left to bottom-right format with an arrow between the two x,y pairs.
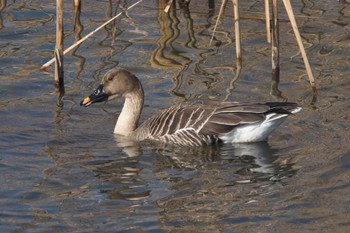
1,0 -> 350,232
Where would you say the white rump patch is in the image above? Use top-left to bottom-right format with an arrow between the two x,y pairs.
219,113 -> 289,143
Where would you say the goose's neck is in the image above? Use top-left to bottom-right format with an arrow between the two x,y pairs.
114,85 -> 144,136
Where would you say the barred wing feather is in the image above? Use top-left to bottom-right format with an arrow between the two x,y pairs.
136,102 -> 300,145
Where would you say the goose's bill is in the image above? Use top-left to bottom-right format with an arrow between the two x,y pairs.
80,84 -> 109,107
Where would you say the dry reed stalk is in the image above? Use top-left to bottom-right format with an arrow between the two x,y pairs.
209,1 -> 241,63
209,0 -> 226,46
164,0 -> 174,13
55,0 -> 64,88
74,0 -> 80,8
73,0 -> 81,33
233,0 -> 241,63
41,0 -> 144,70
282,0 -> 317,97
54,49 -> 64,91
271,0 -> 279,86
264,0 -> 271,43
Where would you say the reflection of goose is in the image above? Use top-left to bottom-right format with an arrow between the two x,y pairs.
81,68 -> 301,146
162,142 -> 280,173
220,142 -> 279,174
114,134 -> 142,157
117,139 -> 288,176
113,134 -> 283,175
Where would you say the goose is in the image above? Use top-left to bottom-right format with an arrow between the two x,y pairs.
81,68 -> 301,146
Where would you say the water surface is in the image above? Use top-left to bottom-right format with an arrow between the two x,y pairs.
1,0 -> 350,232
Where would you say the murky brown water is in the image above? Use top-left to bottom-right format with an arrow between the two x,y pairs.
1,0 -> 350,232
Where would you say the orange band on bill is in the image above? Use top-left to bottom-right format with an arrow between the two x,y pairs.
82,97 -> 91,105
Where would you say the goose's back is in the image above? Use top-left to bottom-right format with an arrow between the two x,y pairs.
133,101 -> 300,146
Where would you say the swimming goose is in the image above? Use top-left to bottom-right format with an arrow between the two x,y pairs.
81,68 -> 301,146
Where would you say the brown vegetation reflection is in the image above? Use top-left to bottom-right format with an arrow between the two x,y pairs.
152,0 -> 242,101
0,0 -> 6,29
151,0 -> 191,69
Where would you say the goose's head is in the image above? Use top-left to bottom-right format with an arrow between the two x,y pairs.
80,68 -> 141,107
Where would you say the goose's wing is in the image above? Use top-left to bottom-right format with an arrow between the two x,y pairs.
200,102 -> 300,135
199,105 -> 266,135
136,101 -> 299,146
154,104 -> 269,146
